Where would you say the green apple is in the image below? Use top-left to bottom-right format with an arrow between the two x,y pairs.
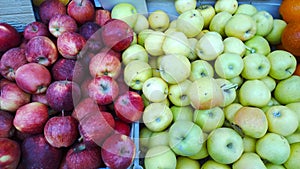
144,145 -> 177,169
111,3 -> 138,28
137,28 -> 154,46
148,10 -> 170,32
187,77 -> 224,110
142,77 -> 169,103
133,14 -> 149,34
214,0 -> 238,14
162,31 -> 190,57
201,160 -> 231,169
267,50 -> 297,80
168,79 -> 192,106
233,106 -> 268,138
188,133 -> 209,160
284,143 -> 300,169
228,75 -> 244,87
214,52 -> 244,79
241,53 -> 271,80
223,37 -> 246,57
141,93 -> 170,107
285,131 -> 300,144
148,130 -> 169,148
195,31 -> 224,61
187,38 -> 198,61
244,35 -> 271,56
223,103 -> 243,123
243,136 -> 256,153
207,127 -> 244,164
169,19 -> 177,29
252,10 -> 274,36
285,102 -> 300,131
139,126 -> 153,154
197,4 -> 216,28
130,31 -> 137,45
232,152 -> 267,169
274,75 -> 300,104
170,105 -> 194,122
209,11 -> 232,37
216,78 -> 238,107
256,133 -> 290,165
189,60 -> 214,81
235,4 -> 258,16
265,163 -> 286,169
148,56 -> 161,78
193,106 -> 225,133
225,13 -> 257,41
265,19 -> 287,45
174,0 -> 197,14
159,54 -> 191,84
124,60 -> 152,90
176,9 -> 204,38
238,79 -> 271,107
176,156 -> 200,169
260,76 -> 276,92
144,31 -> 166,56
168,120 -> 204,156
122,44 -> 148,65
142,102 -> 173,132
265,105 -> 298,136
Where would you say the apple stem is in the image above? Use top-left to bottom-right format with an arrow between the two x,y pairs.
245,45 -> 255,54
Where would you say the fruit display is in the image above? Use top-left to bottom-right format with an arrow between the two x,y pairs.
1,0 -> 300,169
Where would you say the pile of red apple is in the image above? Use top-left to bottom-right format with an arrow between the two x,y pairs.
0,0 -> 142,168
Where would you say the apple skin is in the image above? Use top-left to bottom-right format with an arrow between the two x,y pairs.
0,47 -> 27,81
72,97 -> 102,121
23,21 -> 50,40
31,93 -> 49,105
67,0 -> 95,25
46,80 -> 81,112
101,133 -> 136,169
78,21 -> 100,40
25,35 -> 58,66
274,75 -> 300,104
44,115 -> 79,148
101,19 -> 134,52
48,14 -> 78,38
38,0 -> 67,24
13,102 -> 49,134
0,138 -> 21,169
94,9 -> 111,26
0,23 -> 21,52
0,110 -> 15,138
114,119 -> 131,136
114,91 -> 144,123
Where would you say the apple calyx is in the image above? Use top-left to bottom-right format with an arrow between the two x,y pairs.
198,4 -> 211,10
37,57 -> 50,65
245,45 -> 256,54
73,143 -> 86,153
220,83 -> 238,93
272,111 -> 281,118
37,85 -> 47,94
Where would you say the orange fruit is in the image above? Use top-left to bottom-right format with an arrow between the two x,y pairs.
294,64 -> 300,76
281,22 -> 300,57
279,0 -> 300,23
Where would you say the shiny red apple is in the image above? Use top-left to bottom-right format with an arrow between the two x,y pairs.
0,110 -> 15,138
0,138 -> 21,169
48,14 -> 78,37
0,23 -> 21,52
39,0 -> 67,24
57,31 -> 86,59
67,0 -> 95,25
23,21 -> 50,40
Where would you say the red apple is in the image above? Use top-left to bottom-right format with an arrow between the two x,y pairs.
0,110 -> 15,138
79,21 -> 100,40
101,133 -> 136,169
89,51 -> 122,79
67,0 -> 95,25
94,9 -> 111,26
72,97 -> 101,121
39,0 -> 67,24
101,19 -> 134,52
114,91 -> 144,123
0,47 -> 27,81
114,119 -> 131,136
23,21 -> 50,40
100,46 -> 122,60
31,93 -> 48,105
88,75 -> 119,105
13,102 -> 49,134
46,80 -> 82,112
79,75 -> 93,98
48,14 -> 78,37
57,31 -> 86,59
0,138 -> 21,169
0,23 -> 21,52
15,62 -> 52,94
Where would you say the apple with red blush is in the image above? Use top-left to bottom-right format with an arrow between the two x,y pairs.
0,110 -> 15,138
57,31 -> 86,59
0,138 -> 21,169
67,0 -> 95,25
100,46 -> 122,60
0,23 -> 21,53
94,9 -> 111,26
31,93 -> 48,105
23,21 -> 50,40
79,21 -> 100,40
48,14 -> 78,38
39,0 -> 67,24
72,97 -> 102,121
114,119 -> 131,136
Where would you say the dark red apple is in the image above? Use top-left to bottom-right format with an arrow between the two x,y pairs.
48,14 -> 78,38
0,110 -> 15,138
15,62 -> 52,94
31,93 -> 48,105
114,119 -> 131,136
13,102 -> 49,134
39,0 -> 67,24
101,46 -> 122,60
23,21 -> 50,40
72,97 -> 100,121
25,35 -> 58,66
18,134 -> 63,169
46,80 -> 81,112
0,47 -> 27,81
0,23 -> 21,52
101,19 -> 134,52
79,75 -> 93,98
88,75 -> 119,105
67,0 -> 95,25
57,31 -> 86,59
79,21 -> 100,40
101,133 -> 136,169
94,9 -> 111,26
0,138 -> 21,169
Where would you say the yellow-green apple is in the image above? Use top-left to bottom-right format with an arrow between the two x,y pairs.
232,152 -> 267,169
142,102 -> 173,132
187,38 -> 198,61
235,4 -> 258,16
223,103 -> 243,123
168,120 -> 203,156
241,53 -> 271,79
139,126 -> 153,154
223,37 -> 246,56
284,143 -> 300,169
187,77 -> 224,110
57,32 -> 86,59
142,93 -> 170,107
233,106 -> 268,138
94,9 -> 111,27
131,31 -> 137,45
38,0 -> 66,24
214,0 -> 238,14
137,28 -> 154,46
144,146 -> 177,169
189,59 -> 214,81
162,31 -> 190,57
285,131 -> 300,144
244,35 -> 271,56
225,13 -> 257,41
267,50 -> 297,80
148,10 -> 170,32
274,75 -> 300,104
188,133 -> 208,160
285,102 -> 300,131
122,44 -> 148,65
260,76 -> 276,92
174,0 -> 197,14
159,54 -> 191,84
67,0 -> 95,24
256,133 -> 290,165
148,131 -> 169,148
252,10 -> 274,36
238,79 -> 271,107
216,78 -> 238,107
195,31 -> 224,61
265,105 -> 298,136
170,105 -> 194,122
176,9 -> 204,38
209,11 -> 232,37
111,2 -> 138,28
243,136 -> 256,153
214,52 -> 244,79
123,60 -> 152,90
142,77 -> 169,103
197,4 -> 216,28
265,19 -> 287,45
133,14 -> 149,34
176,156 -> 200,169
0,138 -> 21,169
193,106 -> 225,133
48,14 -> 77,38
228,75 -> 244,88
265,163 -> 286,169
144,31 -> 166,56
148,56 -> 161,77
207,127 -> 244,164
168,79 -> 192,106
201,160 -> 231,169
23,21 -> 50,40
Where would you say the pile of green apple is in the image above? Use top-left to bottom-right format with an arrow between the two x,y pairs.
111,0 -> 300,168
